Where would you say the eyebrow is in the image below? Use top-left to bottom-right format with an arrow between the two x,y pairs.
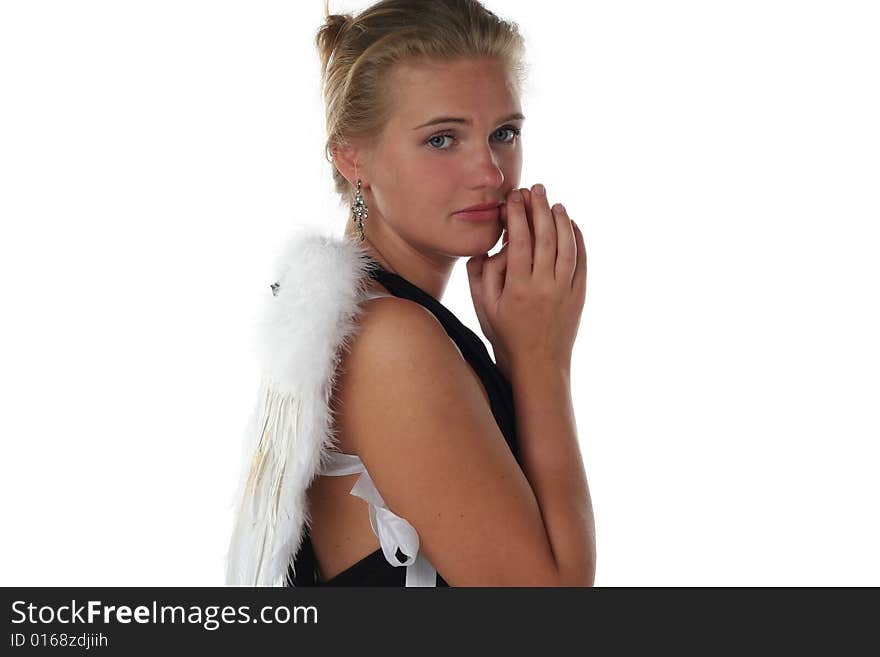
412,112 -> 526,130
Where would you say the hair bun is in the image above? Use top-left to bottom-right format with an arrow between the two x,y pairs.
316,8 -> 353,80
325,13 -> 350,32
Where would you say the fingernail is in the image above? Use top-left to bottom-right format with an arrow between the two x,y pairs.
533,183 -> 545,196
510,189 -> 522,202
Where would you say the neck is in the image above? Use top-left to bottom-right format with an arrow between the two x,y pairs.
344,214 -> 455,302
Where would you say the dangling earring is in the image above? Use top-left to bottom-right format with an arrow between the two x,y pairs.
351,178 -> 368,242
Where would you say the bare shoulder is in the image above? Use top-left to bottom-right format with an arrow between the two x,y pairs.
329,295 -> 444,449
354,293 -> 442,347
331,294 -> 561,586
332,294 -> 460,433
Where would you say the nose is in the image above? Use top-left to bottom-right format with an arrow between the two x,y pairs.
469,143 -> 505,190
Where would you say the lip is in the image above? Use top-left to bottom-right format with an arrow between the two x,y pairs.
455,201 -> 503,213
454,206 -> 501,222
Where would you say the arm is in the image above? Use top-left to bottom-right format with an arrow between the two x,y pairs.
510,361 -> 596,586
338,297 -> 591,586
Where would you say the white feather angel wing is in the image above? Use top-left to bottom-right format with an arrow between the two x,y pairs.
226,231 -> 376,586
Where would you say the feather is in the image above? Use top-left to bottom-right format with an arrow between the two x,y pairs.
226,228 -> 379,586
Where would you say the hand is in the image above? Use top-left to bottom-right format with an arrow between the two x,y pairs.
466,183 -> 587,376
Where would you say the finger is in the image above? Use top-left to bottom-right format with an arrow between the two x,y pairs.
482,243 -> 508,305
504,187 -> 532,285
570,220 -> 587,296
530,183 -> 558,280
466,253 -> 485,279
520,187 -> 536,262
553,203 -> 576,286
466,254 -> 486,298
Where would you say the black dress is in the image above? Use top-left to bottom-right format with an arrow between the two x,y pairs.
286,262 -> 521,586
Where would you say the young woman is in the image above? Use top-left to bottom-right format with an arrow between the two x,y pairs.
228,0 -> 594,587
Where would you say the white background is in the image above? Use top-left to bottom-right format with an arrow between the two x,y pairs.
1,1 -> 877,586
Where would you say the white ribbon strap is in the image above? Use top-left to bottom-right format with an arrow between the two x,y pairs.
319,451 -> 437,587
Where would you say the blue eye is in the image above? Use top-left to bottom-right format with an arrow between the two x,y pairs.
426,134 -> 454,149
425,125 -> 522,150
495,126 -> 522,143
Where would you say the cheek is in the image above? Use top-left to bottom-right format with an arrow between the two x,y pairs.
383,144 -> 444,186
375,159 -> 440,214
501,148 -> 523,178
401,157 -> 459,197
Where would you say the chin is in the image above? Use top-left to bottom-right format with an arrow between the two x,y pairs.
464,228 -> 505,256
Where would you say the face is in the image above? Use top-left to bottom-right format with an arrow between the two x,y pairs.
362,57 -> 523,258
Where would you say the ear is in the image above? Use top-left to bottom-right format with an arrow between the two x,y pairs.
332,143 -> 367,187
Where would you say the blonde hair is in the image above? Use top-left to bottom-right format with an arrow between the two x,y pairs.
315,0 -> 528,207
